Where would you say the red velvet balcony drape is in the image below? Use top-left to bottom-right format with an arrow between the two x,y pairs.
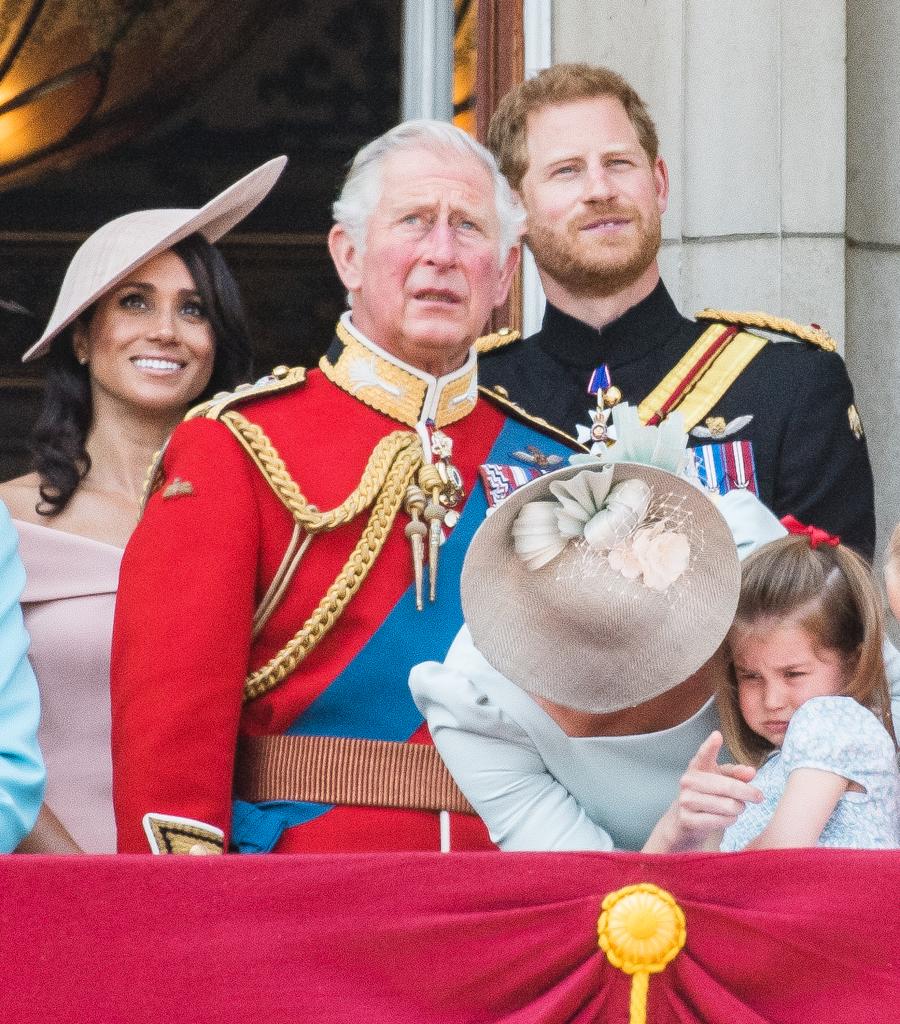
1,849 -> 897,1023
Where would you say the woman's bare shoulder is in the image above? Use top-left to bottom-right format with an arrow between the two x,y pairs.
0,474 -> 43,522
1,476 -> 135,546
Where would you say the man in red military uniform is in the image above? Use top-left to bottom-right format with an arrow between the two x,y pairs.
111,121 -> 579,854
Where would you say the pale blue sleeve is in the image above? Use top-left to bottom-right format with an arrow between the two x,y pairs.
882,638 -> 900,725
0,504 -> 45,850
714,489 -> 787,560
410,627 -> 614,852
781,696 -> 894,789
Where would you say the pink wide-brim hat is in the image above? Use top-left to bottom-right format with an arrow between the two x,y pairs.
22,155 -> 287,362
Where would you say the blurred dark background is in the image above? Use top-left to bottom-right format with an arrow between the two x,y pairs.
0,0 -> 401,478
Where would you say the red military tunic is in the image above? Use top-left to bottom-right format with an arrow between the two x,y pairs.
111,318 -> 575,853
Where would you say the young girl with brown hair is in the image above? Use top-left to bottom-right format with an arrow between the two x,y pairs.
713,533 -> 899,850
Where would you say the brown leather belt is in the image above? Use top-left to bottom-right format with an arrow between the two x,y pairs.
234,734 -> 475,815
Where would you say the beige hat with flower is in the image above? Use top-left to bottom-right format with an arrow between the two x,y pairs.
461,460 -> 740,713
22,155 -> 288,362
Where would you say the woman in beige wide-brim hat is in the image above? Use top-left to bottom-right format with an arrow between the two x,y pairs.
0,156 -> 286,853
410,455 -> 769,853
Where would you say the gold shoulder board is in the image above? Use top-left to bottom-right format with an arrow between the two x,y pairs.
694,308 -> 837,352
185,364 -> 308,422
475,327 -> 520,354
478,384 -> 586,452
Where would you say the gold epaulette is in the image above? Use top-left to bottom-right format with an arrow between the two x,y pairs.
475,327 -> 520,354
140,366 -> 307,510
694,309 -> 837,352
478,384 -> 586,452
185,364 -> 308,422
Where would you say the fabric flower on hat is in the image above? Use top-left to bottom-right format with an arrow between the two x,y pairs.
609,523 -> 690,592
583,478 -> 650,551
512,467 -> 653,571
513,466 -> 691,594
607,538 -> 643,580
549,468 -> 651,551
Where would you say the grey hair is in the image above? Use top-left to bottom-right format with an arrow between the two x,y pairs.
332,119 -> 524,260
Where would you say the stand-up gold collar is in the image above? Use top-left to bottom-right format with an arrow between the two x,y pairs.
319,314 -> 479,428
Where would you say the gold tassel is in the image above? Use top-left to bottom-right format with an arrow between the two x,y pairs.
424,499 -> 444,603
403,485 -> 427,611
417,464 -> 446,605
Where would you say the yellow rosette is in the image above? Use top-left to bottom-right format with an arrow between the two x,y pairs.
597,883 -> 686,1024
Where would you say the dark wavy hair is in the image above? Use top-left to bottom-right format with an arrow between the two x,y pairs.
31,232 -> 254,516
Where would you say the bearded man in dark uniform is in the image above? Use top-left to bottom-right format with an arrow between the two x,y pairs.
481,64 -> 875,559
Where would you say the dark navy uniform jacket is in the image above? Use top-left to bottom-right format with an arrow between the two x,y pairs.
480,281 -> 876,560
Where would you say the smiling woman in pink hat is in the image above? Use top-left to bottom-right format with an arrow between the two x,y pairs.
0,156 -> 286,853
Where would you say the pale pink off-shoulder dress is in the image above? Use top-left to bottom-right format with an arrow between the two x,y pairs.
16,520 -> 122,852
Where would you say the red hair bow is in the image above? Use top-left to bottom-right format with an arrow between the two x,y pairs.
780,514 -> 840,549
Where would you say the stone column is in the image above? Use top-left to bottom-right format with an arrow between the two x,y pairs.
847,3 -> 900,566
553,1 -> 846,331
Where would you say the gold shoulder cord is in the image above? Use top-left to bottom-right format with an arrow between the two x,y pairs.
139,366 -> 308,513
217,411 -> 424,702
475,326 -> 520,354
140,444 -> 168,510
695,309 -> 837,352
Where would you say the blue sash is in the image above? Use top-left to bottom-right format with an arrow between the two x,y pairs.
231,416 -> 573,851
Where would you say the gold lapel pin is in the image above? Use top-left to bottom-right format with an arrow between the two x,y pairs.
162,477 -> 194,499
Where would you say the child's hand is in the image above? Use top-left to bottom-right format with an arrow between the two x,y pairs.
676,731 -> 762,844
643,731 -> 763,852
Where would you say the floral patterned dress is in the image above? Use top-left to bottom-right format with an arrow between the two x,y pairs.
722,695 -> 900,850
